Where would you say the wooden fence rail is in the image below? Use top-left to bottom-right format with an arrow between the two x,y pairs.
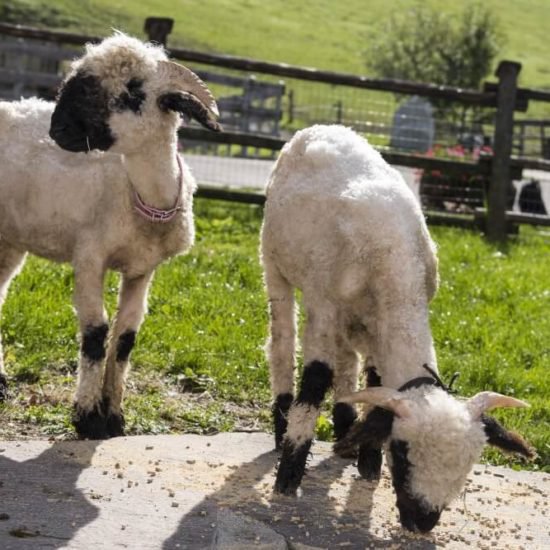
1,19 -> 550,239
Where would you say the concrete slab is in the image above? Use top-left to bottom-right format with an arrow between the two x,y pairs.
0,433 -> 548,549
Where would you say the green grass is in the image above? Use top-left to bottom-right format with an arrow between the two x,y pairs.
0,199 -> 549,473
1,0 -> 549,90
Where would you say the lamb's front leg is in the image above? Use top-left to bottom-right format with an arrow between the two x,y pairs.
275,303 -> 336,495
264,261 -> 296,450
275,359 -> 333,495
102,272 -> 152,437
72,266 -> 109,439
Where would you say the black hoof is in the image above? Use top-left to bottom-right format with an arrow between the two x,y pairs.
273,393 -> 293,451
358,444 -> 383,481
274,478 -> 299,496
106,411 -> 125,438
274,439 -> 311,495
0,373 -> 8,402
72,404 -> 108,439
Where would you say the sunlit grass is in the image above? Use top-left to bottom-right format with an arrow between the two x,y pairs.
0,200 -> 548,472
2,0 -> 549,89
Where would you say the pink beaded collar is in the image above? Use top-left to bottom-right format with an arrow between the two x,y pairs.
133,155 -> 183,223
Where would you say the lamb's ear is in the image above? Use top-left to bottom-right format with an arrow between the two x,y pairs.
157,92 -> 222,132
481,415 -> 536,460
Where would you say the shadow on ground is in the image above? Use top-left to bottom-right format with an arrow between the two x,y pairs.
0,439 -> 101,549
163,448 -> 436,549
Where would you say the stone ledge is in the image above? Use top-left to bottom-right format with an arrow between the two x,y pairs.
0,433 -> 547,549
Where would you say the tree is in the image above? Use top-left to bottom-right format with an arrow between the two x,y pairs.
366,3 -> 504,90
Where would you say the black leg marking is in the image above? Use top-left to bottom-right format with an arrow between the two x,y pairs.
332,402 -> 357,441
273,392 -> 293,450
0,373 -> 8,402
82,323 -> 109,362
296,360 -> 333,406
274,360 -> 333,494
275,438 -> 312,495
72,402 -> 108,440
116,330 -> 136,363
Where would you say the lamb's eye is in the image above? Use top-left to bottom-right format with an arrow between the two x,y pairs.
112,79 -> 146,113
127,78 -> 143,94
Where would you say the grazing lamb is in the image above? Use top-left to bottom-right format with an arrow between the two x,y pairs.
260,125 -> 534,532
0,33 -> 220,438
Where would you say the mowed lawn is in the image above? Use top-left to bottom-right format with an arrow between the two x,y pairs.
2,0 -> 550,88
0,199 -> 548,472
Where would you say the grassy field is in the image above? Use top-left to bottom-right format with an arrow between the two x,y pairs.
0,199 -> 548,472
0,0 -> 549,90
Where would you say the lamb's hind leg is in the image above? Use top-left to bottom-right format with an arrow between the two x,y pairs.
0,241 -> 26,401
102,272 -> 152,437
72,264 -> 109,439
275,299 -> 337,495
264,262 -> 296,450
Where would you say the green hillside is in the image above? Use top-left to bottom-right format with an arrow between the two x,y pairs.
1,0 -> 549,89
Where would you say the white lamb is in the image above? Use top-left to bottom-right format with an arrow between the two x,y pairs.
260,125 -> 533,532
0,32 -> 220,438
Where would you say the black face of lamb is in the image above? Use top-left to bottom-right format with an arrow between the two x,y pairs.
275,360 -> 333,495
273,392 -> 293,450
50,72 -> 115,152
157,92 -> 221,132
389,439 -> 441,533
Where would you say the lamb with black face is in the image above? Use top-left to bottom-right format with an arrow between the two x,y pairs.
335,383 -> 534,533
0,32 -> 222,440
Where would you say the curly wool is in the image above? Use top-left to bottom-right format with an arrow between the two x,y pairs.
72,32 -> 168,96
0,32 -> 218,438
388,387 -> 488,510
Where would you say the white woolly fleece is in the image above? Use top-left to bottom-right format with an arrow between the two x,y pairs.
262,125 -> 439,390
72,32 -> 168,96
388,387 -> 488,510
0,32 -> 208,426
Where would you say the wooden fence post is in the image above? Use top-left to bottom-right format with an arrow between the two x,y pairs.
144,17 -> 174,46
487,60 -> 522,243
